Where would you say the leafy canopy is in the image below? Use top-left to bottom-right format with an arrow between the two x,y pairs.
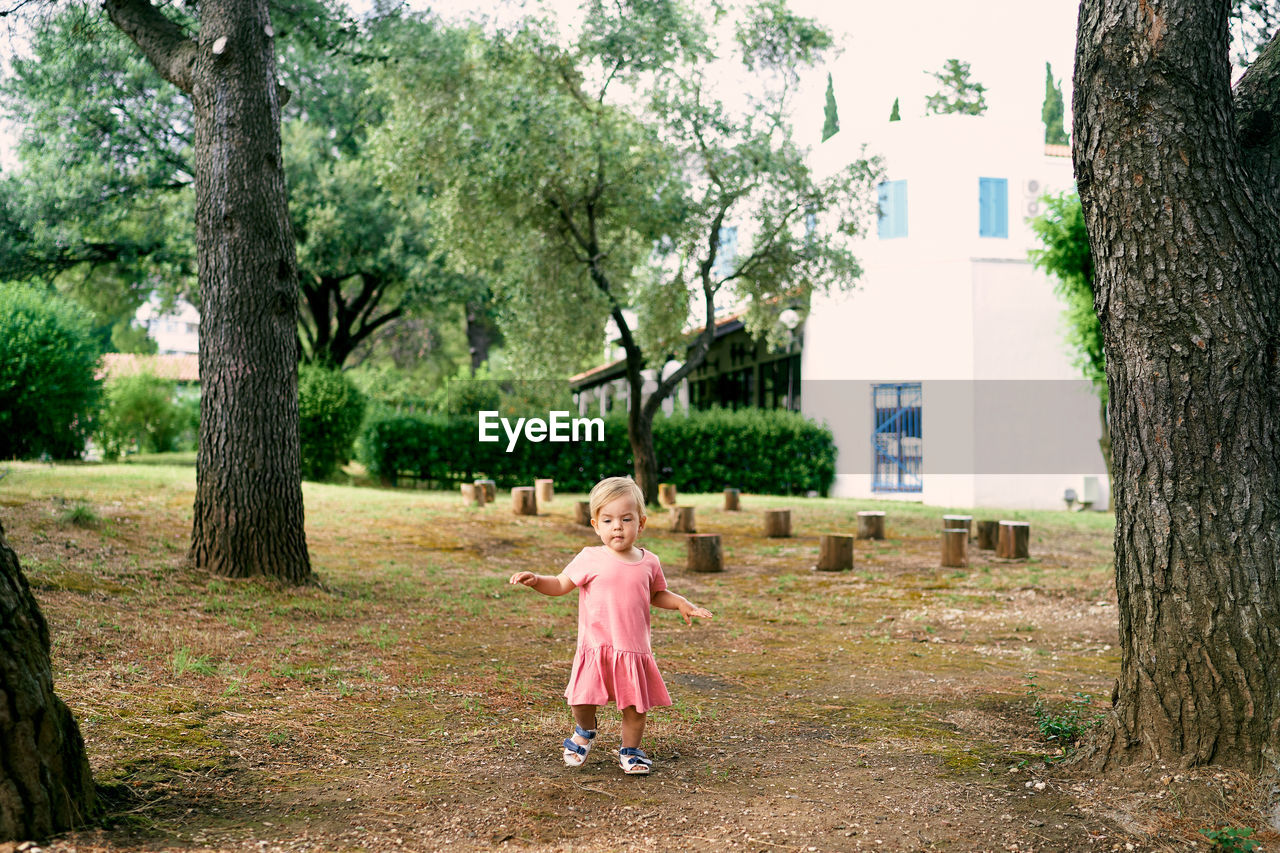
924,58 -> 987,116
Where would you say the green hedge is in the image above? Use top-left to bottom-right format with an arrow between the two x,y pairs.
298,365 -> 367,481
358,407 -> 834,495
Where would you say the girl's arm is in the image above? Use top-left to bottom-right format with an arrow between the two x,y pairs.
651,589 -> 713,625
509,571 -> 576,596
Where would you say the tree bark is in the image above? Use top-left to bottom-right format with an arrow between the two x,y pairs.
0,520 -> 96,840
106,0 -> 312,583
1074,0 -> 1280,770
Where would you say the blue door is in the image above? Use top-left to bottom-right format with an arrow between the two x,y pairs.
872,383 -> 922,492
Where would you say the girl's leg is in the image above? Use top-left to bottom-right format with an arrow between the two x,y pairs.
570,704 -> 598,746
620,705 -> 646,749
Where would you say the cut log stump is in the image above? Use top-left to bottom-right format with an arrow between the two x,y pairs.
461,483 -> 484,507
817,534 -> 854,571
670,506 -> 697,533
659,483 -> 678,507
997,521 -> 1030,559
476,479 -> 496,503
856,511 -> 885,540
574,501 -> 593,527
942,515 -> 973,536
687,534 -> 724,573
512,487 -> 537,516
724,488 -> 741,512
941,528 -> 969,568
976,520 -> 999,551
535,478 -> 554,504
764,509 -> 792,538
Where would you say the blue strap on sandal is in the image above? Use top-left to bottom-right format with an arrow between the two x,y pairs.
618,746 -> 652,775
562,725 -> 596,767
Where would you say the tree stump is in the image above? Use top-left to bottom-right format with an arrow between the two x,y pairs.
687,534 -> 724,573
535,478 -> 554,504
461,483 -> 484,507
976,520 -> 999,551
724,488 -> 741,511
817,534 -> 854,571
574,501 -> 593,527
856,510 -> 885,540
764,509 -> 792,538
0,520 -> 97,840
476,479 -> 496,503
941,528 -> 969,568
997,521 -> 1030,559
659,483 -> 678,507
512,487 -> 538,516
942,515 -> 973,537
671,506 -> 697,533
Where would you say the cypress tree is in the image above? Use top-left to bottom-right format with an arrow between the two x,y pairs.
1042,62 -> 1069,144
822,73 -> 840,141
889,97 -> 901,122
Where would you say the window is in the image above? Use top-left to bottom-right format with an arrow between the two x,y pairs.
871,383 -> 922,492
877,180 -> 908,239
979,177 -> 1008,238
714,226 -> 738,277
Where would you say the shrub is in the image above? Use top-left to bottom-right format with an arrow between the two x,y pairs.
96,372 -> 189,459
359,407 -> 835,495
0,285 -> 102,460
298,365 -> 367,481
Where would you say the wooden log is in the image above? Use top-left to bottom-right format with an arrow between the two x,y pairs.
816,534 -> 854,571
942,514 -> 973,536
856,510 -> 885,540
724,488 -> 741,511
535,478 -> 554,504
764,509 -> 792,538
670,506 -> 697,533
941,528 -> 969,568
476,479 -> 496,503
659,483 -> 678,507
512,487 -> 537,516
574,501 -> 593,527
976,520 -> 999,551
461,483 -> 484,507
997,521 -> 1030,559
686,534 -> 724,573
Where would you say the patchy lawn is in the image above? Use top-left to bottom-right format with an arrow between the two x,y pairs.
1,462 -> 1275,852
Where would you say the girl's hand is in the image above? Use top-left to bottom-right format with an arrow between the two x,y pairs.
678,601 -> 713,625
509,571 -> 537,586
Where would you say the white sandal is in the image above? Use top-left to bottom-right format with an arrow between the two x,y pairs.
618,747 -> 652,775
563,725 -> 596,767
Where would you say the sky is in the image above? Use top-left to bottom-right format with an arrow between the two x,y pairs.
0,0 -> 1082,169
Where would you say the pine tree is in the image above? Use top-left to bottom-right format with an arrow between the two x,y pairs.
924,58 -> 987,116
822,72 -> 839,141
889,97 -> 901,122
1042,62 -> 1069,145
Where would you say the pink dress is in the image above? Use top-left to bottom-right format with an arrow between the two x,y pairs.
561,546 -> 672,713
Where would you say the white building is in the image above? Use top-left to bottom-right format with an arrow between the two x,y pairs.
135,295 -> 200,355
803,114 -> 1108,510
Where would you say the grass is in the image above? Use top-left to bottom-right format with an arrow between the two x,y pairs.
2,461 -> 1275,850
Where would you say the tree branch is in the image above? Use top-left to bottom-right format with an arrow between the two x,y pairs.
1234,27 -> 1280,197
102,0 -> 199,95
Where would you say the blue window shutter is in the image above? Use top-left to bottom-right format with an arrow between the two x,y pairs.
979,177 -> 1008,238
893,180 -> 908,238
877,182 -> 892,238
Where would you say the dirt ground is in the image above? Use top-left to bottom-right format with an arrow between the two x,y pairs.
1,463 -> 1276,853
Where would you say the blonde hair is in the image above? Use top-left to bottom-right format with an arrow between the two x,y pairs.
588,476 -> 646,520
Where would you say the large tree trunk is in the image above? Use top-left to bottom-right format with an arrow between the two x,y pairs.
1074,0 -> 1280,770
106,0 -> 312,583
0,520 -> 96,840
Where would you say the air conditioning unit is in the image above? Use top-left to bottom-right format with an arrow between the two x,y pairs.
1024,178 -> 1042,217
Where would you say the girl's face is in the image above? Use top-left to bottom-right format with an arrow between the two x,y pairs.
591,494 -> 646,555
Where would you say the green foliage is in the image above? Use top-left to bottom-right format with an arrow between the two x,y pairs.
822,72 -> 839,141
1025,675 -> 1103,752
889,96 -> 901,122
1027,192 -> 1104,398
359,408 -> 835,495
0,284 -> 102,460
1200,827 -> 1260,852
297,366 -> 367,481
924,58 -> 987,116
171,647 -> 217,678
1042,62 -> 1069,145
59,501 -> 100,528
95,373 -> 190,460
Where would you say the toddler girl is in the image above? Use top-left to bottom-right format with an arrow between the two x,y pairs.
509,476 -> 713,775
